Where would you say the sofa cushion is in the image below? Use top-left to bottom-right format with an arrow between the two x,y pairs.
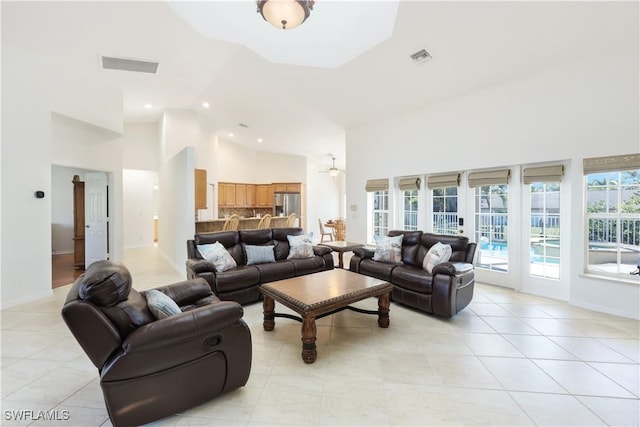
255,260 -> 296,283
389,230 -> 423,267
244,244 -> 276,265
391,265 -> 434,294
78,260 -> 132,307
373,235 -> 403,264
144,289 -> 181,320
287,233 -> 314,259
101,289 -> 155,338
423,242 -> 452,273
289,256 -> 325,276
197,242 -> 237,272
214,265 -> 261,294
358,258 -> 397,282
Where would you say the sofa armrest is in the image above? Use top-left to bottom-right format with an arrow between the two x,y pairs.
432,262 -> 473,276
122,301 -> 244,353
313,245 -> 332,257
186,258 -> 218,274
152,278 -> 214,306
353,247 -> 375,259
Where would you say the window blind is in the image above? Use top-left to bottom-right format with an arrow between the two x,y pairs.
426,173 -> 460,189
365,178 -> 389,192
522,165 -> 564,184
467,169 -> 510,187
398,177 -> 421,191
583,153 -> 640,174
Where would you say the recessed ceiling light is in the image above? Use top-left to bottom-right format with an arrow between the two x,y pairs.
202,102 -> 210,109
257,138 -> 263,143
144,103 -> 153,109
228,133 -> 234,137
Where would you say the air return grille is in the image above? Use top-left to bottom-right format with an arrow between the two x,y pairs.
101,56 -> 159,74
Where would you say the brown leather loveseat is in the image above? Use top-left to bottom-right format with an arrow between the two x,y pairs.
61,260 -> 252,426
350,231 -> 477,318
186,227 -> 334,305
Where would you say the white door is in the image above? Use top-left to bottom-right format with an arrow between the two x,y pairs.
85,172 -> 108,267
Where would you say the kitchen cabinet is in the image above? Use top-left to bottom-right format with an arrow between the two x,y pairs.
195,169 -> 207,209
246,184 -> 256,207
218,183 -> 236,206
256,185 -> 269,206
273,183 -> 301,193
235,184 -> 246,207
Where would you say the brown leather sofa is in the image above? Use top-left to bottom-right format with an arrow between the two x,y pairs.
349,231 -> 477,318
61,260 -> 252,427
186,227 -> 334,305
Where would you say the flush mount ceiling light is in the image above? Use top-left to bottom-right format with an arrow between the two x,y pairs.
257,0 -> 315,30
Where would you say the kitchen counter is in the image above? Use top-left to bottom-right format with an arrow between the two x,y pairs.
195,216 -> 290,233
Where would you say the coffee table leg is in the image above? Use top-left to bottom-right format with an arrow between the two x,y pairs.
378,292 -> 390,328
301,316 -> 317,363
337,252 -> 344,269
263,295 -> 275,331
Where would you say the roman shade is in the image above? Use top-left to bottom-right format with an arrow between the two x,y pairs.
583,153 -> 640,174
522,165 -> 564,184
467,169 -> 510,188
365,179 -> 389,192
427,173 -> 461,189
398,177 -> 421,191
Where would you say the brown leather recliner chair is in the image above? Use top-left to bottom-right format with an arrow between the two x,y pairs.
61,260 -> 252,427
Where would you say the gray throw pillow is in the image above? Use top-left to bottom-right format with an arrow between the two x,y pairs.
144,289 -> 181,320
245,245 -> 276,265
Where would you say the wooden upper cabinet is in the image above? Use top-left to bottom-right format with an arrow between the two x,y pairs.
235,184 -> 246,207
273,183 -> 301,193
256,185 -> 268,206
218,183 -> 225,206
246,185 -> 256,207
224,183 -> 236,206
195,169 -> 207,210
267,185 -> 274,205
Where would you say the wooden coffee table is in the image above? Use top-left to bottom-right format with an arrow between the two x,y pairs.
259,269 -> 392,363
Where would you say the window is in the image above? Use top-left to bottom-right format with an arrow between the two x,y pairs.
398,177 -> 421,231
366,178 -> 390,240
530,182 -> 560,279
585,163 -> 640,276
402,189 -> 419,230
469,169 -> 510,273
474,184 -> 509,272
372,190 -> 390,238
432,187 -> 458,235
427,173 -> 461,235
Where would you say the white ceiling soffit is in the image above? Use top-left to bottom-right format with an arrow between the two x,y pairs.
166,0 -> 400,68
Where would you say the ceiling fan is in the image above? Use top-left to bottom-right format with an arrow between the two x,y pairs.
319,156 -> 345,177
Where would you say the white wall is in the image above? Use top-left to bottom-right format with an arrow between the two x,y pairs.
1,50 -> 123,308
123,122 -> 160,171
123,170 -> 158,248
346,44 -> 639,318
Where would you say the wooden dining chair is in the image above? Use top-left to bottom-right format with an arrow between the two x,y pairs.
318,219 -> 334,243
257,214 -> 272,229
333,218 -> 346,241
286,213 -> 297,227
223,214 -> 240,231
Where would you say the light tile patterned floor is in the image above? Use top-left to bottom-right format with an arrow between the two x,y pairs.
1,247 -> 638,426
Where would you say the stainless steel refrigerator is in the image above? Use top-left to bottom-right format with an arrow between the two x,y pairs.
273,192 -> 301,220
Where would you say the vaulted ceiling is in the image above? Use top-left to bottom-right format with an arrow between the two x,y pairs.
2,1 -> 637,168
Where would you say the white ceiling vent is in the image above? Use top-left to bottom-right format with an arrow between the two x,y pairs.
101,56 -> 159,74
410,49 -> 432,65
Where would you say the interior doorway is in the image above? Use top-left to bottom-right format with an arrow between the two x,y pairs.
51,165 -> 110,288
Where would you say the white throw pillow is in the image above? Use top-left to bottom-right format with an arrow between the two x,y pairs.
287,233 -> 314,259
423,242 -> 452,273
197,242 -> 237,272
144,289 -> 181,320
373,235 -> 403,264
